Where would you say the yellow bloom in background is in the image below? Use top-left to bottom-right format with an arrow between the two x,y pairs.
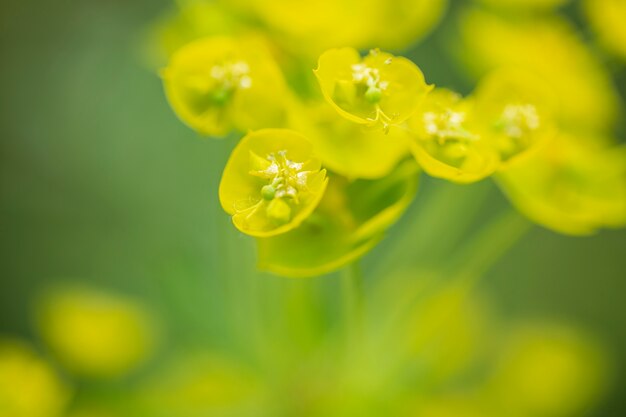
305,103 -> 410,180
472,69 -> 557,168
485,325 -> 608,417
474,0 -> 571,11
219,129 -> 328,237
0,339 -> 70,417
457,9 -> 620,133
162,36 -> 288,137
136,353 -> 270,417
408,89 -> 500,183
257,160 -> 418,278
315,48 -> 431,131
224,0 -> 378,58
369,0 -> 449,51
497,134 -> 626,235
36,286 -> 158,379
144,1 -> 243,68
584,0 -> 626,61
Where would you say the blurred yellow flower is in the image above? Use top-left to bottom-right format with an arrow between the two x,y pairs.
473,69 -> 557,168
474,0 -> 571,10
584,0 -> 626,61
408,88 -> 500,183
497,133 -> 626,235
457,9 -> 620,133
0,339 -> 70,417
486,325 -> 608,417
257,160 -> 418,277
162,36 -> 288,137
219,129 -> 328,237
315,48 -> 431,130
36,287 -> 157,378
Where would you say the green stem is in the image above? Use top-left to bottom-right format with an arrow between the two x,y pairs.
342,261 -> 364,345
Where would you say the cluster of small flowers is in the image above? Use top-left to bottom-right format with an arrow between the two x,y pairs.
159,4 -> 626,278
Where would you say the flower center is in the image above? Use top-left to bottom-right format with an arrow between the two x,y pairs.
208,60 -> 252,105
351,63 -> 389,104
423,109 -> 477,144
498,104 -> 540,139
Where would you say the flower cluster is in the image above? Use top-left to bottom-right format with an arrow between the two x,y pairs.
156,2 -> 626,278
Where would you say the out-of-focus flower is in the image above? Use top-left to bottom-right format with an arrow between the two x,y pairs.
219,129 -> 328,237
225,0 -> 377,58
315,48 -> 431,130
474,0 -> 571,11
370,0 -> 448,51
0,338 -> 70,417
497,134 -> 626,235
584,0 -> 626,61
473,69 -> 557,168
457,9 -> 620,133
136,353 -> 270,417
305,104 -> 410,180
408,88 -> 500,183
256,160 -> 419,277
144,1 -> 243,68
162,36 -> 288,137
485,325 -> 608,417
35,287 -> 158,379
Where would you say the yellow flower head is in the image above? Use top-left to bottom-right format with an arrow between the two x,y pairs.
219,129 -> 328,237
473,69 -> 557,168
315,48 -> 431,130
408,89 -> 500,183
497,134 -> 626,235
162,36 -> 287,137
584,0 -> 626,61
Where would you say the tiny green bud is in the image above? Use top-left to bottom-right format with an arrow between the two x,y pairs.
211,88 -> 231,106
261,185 -> 276,200
365,86 -> 383,103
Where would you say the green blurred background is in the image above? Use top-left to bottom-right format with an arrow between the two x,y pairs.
1,0 -> 625,415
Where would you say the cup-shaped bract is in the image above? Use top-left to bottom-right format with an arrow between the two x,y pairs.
306,104 -> 410,180
473,69 -> 557,168
408,89 -> 500,183
219,129 -> 328,237
162,36 -> 288,137
497,134 -> 626,235
256,160 -> 419,277
315,48 -> 431,130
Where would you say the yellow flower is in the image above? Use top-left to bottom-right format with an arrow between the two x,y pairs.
305,103 -> 410,180
473,69 -> 557,168
457,9 -> 620,133
162,36 -> 288,137
315,48 -> 431,130
486,325 -> 607,417
497,133 -> 626,235
219,129 -> 328,237
475,0 -> 571,10
370,0 -> 448,50
0,339 -> 71,417
584,0 -> 626,61
256,160 -> 419,278
36,286 -> 158,378
407,89 -> 500,183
